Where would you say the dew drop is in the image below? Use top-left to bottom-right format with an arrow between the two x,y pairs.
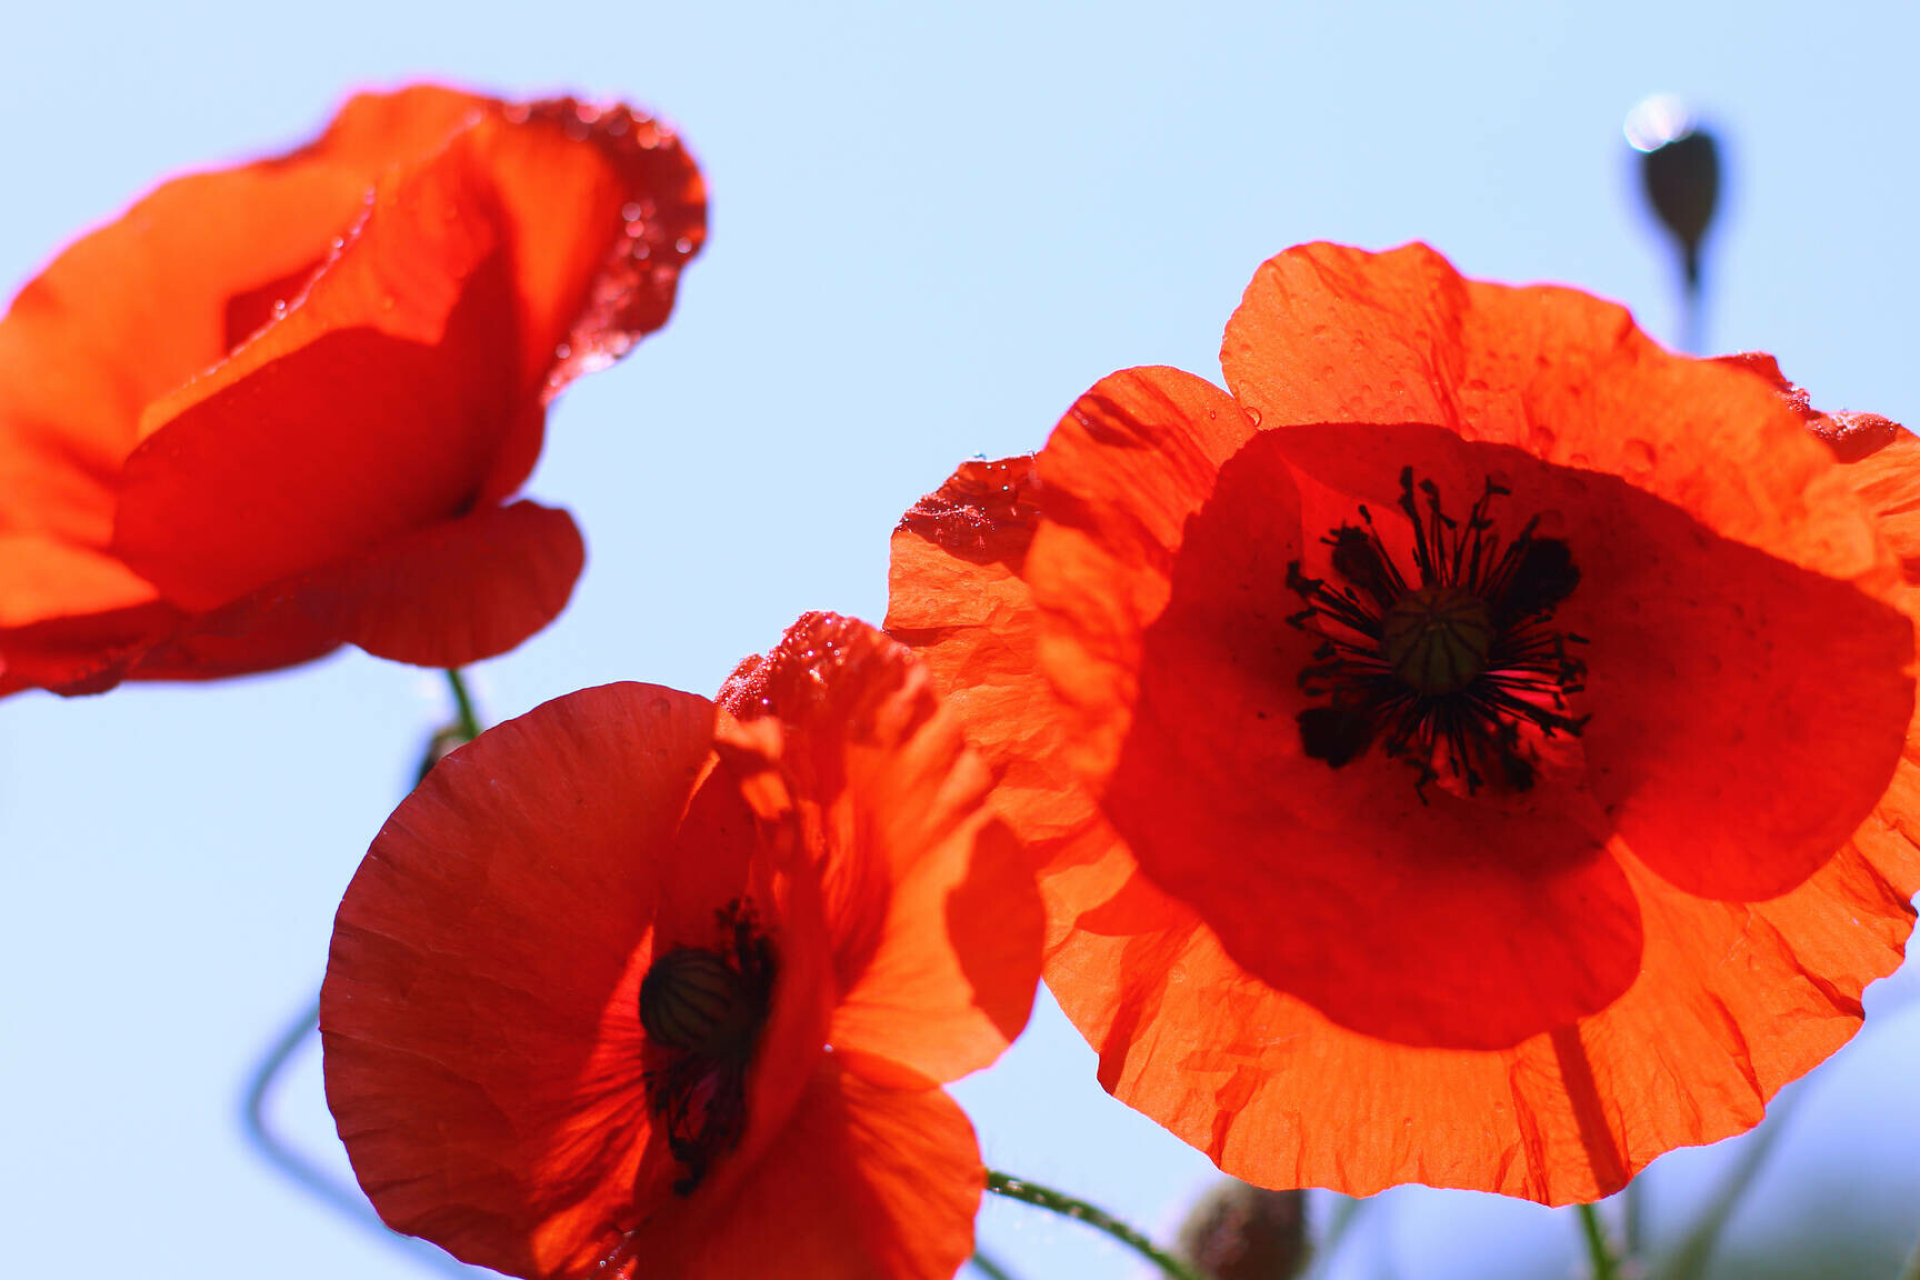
555,342 -> 572,360
647,695 -> 673,717
674,237 -> 694,254
1623,439 -> 1656,473
1245,407 -> 1263,427
622,202 -> 645,222
502,103 -> 531,124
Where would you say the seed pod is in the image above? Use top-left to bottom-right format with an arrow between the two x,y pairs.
1177,1181 -> 1309,1280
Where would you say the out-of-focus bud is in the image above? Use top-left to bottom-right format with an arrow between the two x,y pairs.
1177,1181 -> 1309,1280
1625,94 -> 1721,287
414,723 -> 476,787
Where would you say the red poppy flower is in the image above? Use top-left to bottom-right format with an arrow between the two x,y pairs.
887,242 -> 1920,1204
0,85 -> 705,695
321,613 -> 1043,1277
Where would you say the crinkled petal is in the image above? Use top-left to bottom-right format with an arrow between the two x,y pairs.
1227,247 -> 1914,901
719,613 -> 1042,1085
887,400 -> 1920,1201
1030,397 -> 1641,1049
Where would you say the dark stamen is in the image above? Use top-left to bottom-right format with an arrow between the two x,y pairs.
1286,467 -> 1586,797
639,898 -> 775,1195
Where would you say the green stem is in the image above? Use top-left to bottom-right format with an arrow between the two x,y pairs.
1577,1202 -> 1620,1280
1655,1082 -> 1806,1280
445,667 -> 483,741
986,1171 -> 1206,1280
1622,1174 -> 1645,1259
1301,1194 -> 1367,1280
1898,1236 -> 1920,1280
969,1246 -> 1019,1280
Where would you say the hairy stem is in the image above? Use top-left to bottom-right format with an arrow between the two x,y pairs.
445,667 -> 484,742
1577,1202 -> 1619,1280
986,1170 -> 1207,1280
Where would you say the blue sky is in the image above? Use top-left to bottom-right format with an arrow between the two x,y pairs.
3,2 -> 1919,1276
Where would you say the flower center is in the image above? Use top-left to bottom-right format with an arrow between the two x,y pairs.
1381,585 -> 1493,695
1286,467 -> 1587,795
639,898 -> 775,1195
640,947 -> 763,1059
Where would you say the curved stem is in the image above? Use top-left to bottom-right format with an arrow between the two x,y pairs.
969,1246 -> 1020,1280
241,995 -> 473,1275
1577,1202 -> 1620,1280
986,1170 -> 1206,1280
445,668 -> 484,742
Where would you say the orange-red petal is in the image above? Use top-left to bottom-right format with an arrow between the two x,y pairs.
719,612 -> 1043,1085
0,86 -> 705,693
287,499 -> 584,668
324,684 -> 725,1274
1049,421 -> 1643,1049
619,1061 -> 982,1280
888,244 -> 1920,1198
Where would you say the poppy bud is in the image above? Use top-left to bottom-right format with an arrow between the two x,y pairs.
413,723 -> 476,786
1625,94 -> 1721,287
1176,1181 -> 1309,1280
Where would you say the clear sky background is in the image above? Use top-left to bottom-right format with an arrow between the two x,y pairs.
4,2 -> 1919,1277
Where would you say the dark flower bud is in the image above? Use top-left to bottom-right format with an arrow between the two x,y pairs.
1177,1181 -> 1309,1280
1626,95 -> 1721,287
413,723 -> 476,787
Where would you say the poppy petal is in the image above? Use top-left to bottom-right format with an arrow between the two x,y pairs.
1025,367 -> 1256,782
622,1062 -> 982,1280
453,99 -> 706,504
113,137 -> 521,611
887,280 -> 1920,1203
0,87 -> 486,560
1225,246 -> 1915,903
0,535 -> 157,628
1032,399 -> 1643,1049
322,683 -> 720,1276
298,84 -> 488,171
719,613 -> 1043,1084
0,170 -> 373,556
290,498 -> 584,668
